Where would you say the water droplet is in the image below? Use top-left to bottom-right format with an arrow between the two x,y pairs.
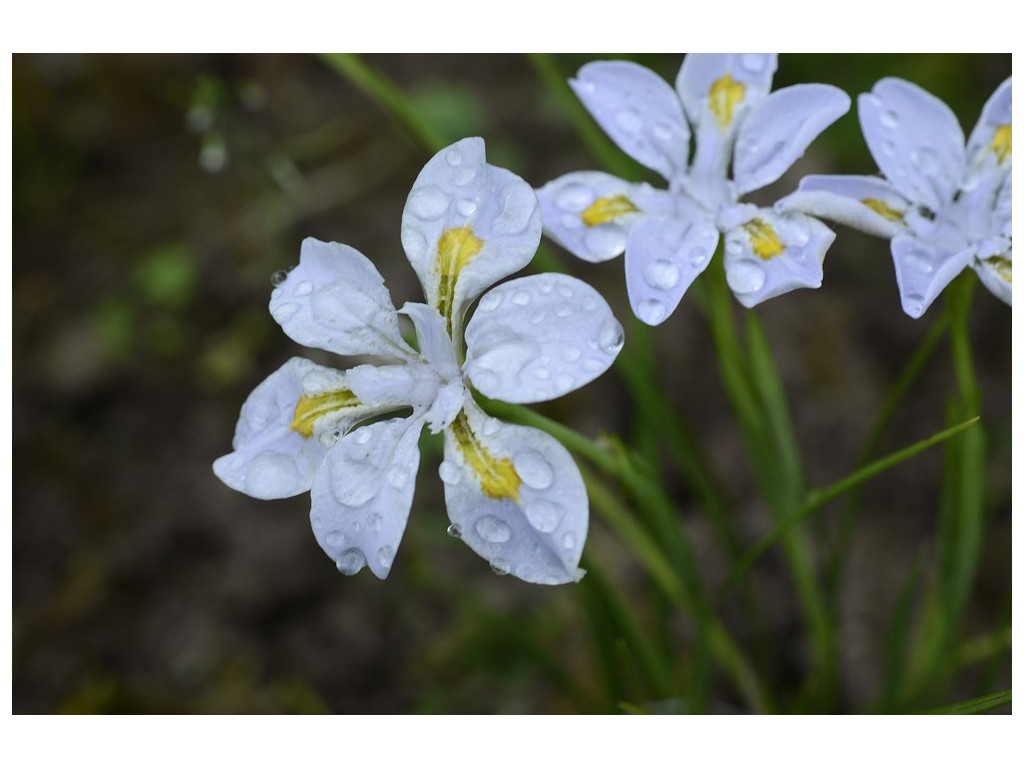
530,309 -> 547,325
904,293 -> 926,317
270,288 -> 282,301
555,184 -> 594,212
560,213 -> 583,230
271,269 -> 290,286
652,122 -> 673,142
644,259 -> 681,290
336,548 -> 366,575
478,291 -> 503,312
883,140 -> 896,157
386,465 -> 409,488
555,373 -> 574,391
368,513 -> 383,532
582,358 -> 604,372
555,304 -> 573,318
911,148 -> 939,174
514,450 -> 555,490
453,167 -> 476,186
475,515 -> 512,543
879,109 -> 899,129
376,545 -> 395,569
408,185 -> 449,220
562,345 -> 581,362
584,227 -> 627,255
727,260 -> 766,294
512,290 -> 531,306
615,108 -> 643,134
741,53 -> 768,72
456,198 -> 477,217
439,460 -> 461,485
726,238 -> 744,255
353,428 -> 372,445
538,279 -> 555,294
481,417 -> 501,436
557,283 -> 574,298
294,280 -> 313,296
532,367 -> 550,380
445,147 -> 462,166
244,454 -> 300,497
582,295 -> 597,311
598,318 -> 625,355
638,297 -> 667,325
446,523 -> 463,538
490,558 -> 511,576
905,251 -> 934,274
690,246 -> 710,268
273,302 -> 299,322
325,529 -> 344,547
562,532 -> 577,550
526,500 -> 563,533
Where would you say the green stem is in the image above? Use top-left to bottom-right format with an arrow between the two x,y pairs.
915,689 -> 1011,715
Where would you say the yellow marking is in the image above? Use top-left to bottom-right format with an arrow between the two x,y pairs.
290,389 -> 360,438
862,198 -> 905,222
581,194 -> 640,227
991,124 -> 1011,164
743,218 -> 784,260
436,225 -> 484,334
450,410 -> 521,501
709,73 -> 746,130
986,256 -> 1012,284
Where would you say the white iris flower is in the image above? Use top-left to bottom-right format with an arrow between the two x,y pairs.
778,77 -> 1012,318
213,138 -> 624,584
536,53 -> 850,322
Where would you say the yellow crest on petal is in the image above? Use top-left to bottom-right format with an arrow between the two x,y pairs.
709,73 -> 746,131
436,224 -> 484,335
743,218 -> 784,260
991,124 -> 1011,164
986,255 -> 1012,284
862,198 -> 905,223
450,410 -> 521,501
290,389 -> 361,438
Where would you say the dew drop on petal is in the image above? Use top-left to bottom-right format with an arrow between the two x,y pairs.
353,428 -> 372,445
445,147 -> 462,166
904,294 -> 926,317
532,367 -> 550,380
598,318 -> 625,355
582,358 -> 605,372
386,465 -> 409,489
456,198 -> 478,217
562,345 -> 581,362
446,522 -> 463,538
336,548 -> 366,575
271,269 -> 290,287
481,417 -> 502,437
561,213 -> 583,230
555,184 -> 594,213
741,53 -> 769,72
883,140 -> 897,157
562,532 -> 577,550
439,460 -> 462,485
294,280 -> 313,296
690,247 -> 710,268
526,500 -> 564,533
584,227 -> 627,255
727,260 -> 766,294
644,259 -> 681,290
273,302 -> 300,322
582,295 -> 597,311
325,529 -> 344,547
616,108 -> 643,134
555,304 -> 573,318
911,148 -> 939,174
475,515 -> 512,543
245,454 -> 300,497
512,290 -> 532,306
880,109 -> 899,129
367,513 -> 383,532
637,298 -> 667,325
478,291 -> 503,312
490,557 -> 511,576
408,185 -> 450,220
557,283 -> 574,298
376,545 -> 395,569
652,122 -> 673,142
555,374 -> 574,391
530,309 -> 547,325
905,251 -> 934,274
514,451 -> 555,490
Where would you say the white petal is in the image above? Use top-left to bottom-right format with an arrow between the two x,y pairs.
401,137 -> 541,340
891,234 -> 975,318
270,238 -> 415,360
775,174 -> 910,238
624,212 -> 719,325
399,302 -> 460,378
734,83 -> 851,195
570,59 -> 690,181
464,274 -> 623,403
536,171 -> 674,263
973,251 -> 1012,307
213,358 -> 329,499
345,362 -> 438,412
723,209 -> 834,308
309,416 -> 424,578
858,78 -> 966,213
966,77 -> 1012,169
441,400 -> 587,585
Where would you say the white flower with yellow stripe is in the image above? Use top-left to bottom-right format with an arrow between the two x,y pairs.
778,77 -> 1012,318
213,138 -> 624,584
536,53 -> 850,322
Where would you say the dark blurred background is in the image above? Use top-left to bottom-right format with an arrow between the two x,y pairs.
13,53 -> 1011,713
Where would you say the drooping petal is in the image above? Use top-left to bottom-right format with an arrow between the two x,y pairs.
440,400 -> 587,585
733,83 -> 851,195
270,238 -> 415,360
463,274 -> 623,403
401,137 -> 541,342
722,208 -> 834,308
858,78 -> 966,213
890,234 -> 976,318
536,171 -> 674,263
676,53 -> 777,186
775,174 -> 910,239
309,416 -> 424,579
570,59 -> 691,181
973,250 -> 1012,306
966,77 -> 1012,171
213,358 -> 334,499
624,212 -> 719,325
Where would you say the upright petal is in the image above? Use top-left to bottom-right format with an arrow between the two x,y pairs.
401,137 -> 541,342
858,78 -> 966,213
213,358 -> 335,499
966,77 -> 1012,171
733,83 -> 851,195
270,238 -> 415,360
890,233 -> 976,318
624,212 -> 719,325
722,208 -> 833,308
677,53 -> 778,185
309,416 -> 424,579
440,400 -> 587,585
775,174 -> 910,239
570,59 -> 691,181
463,274 -> 623,403
536,171 -> 672,263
